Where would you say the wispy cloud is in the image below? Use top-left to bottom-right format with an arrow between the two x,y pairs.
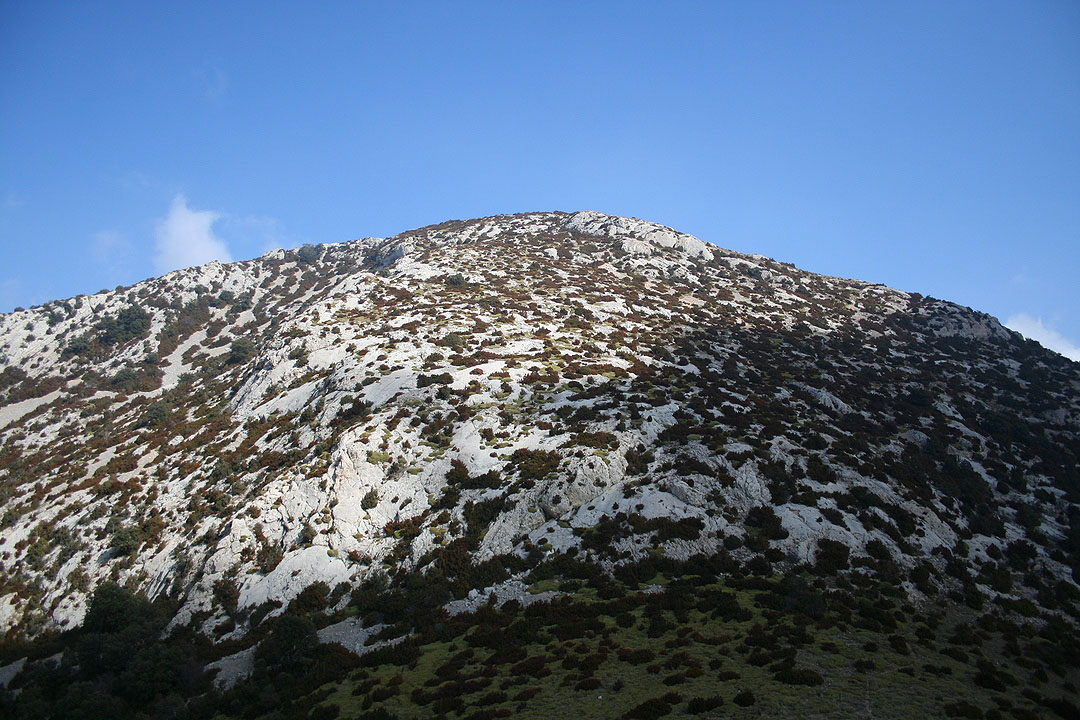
202,67 -> 228,101
221,213 -> 294,255
91,229 -> 135,281
1005,313 -> 1080,362
153,194 -> 232,273
2,193 -> 26,210
116,170 -> 152,191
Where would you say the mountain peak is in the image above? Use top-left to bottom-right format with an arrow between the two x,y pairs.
565,210 -> 714,259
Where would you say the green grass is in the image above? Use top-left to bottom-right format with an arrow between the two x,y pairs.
527,579 -> 560,595
264,575 -> 1079,720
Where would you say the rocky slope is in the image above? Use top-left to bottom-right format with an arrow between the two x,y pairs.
0,209 -> 1078,648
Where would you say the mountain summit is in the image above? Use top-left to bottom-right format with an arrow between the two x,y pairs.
1,211 -> 1078,715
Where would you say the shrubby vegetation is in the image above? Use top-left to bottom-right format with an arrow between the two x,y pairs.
227,337 -> 256,365
62,305 -> 152,358
0,583 -> 210,718
296,243 -> 322,265
7,552 -> 1075,719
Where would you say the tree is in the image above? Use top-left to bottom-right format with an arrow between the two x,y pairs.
142,401 -> 171,428
110,526 -> 146,556
815,538 -> 850,574
97,306 -> 152,347
77,583 -> 163,673
297,243 -> 322,264
256,614 -> 318,672
228,337 -> 256,364
82,583 -> 157,635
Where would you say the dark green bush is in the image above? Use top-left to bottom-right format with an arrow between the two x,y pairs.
687,695 -> 724,713
510,448 -> 560,479
418,372 -> 453,387
256,613 -> 319,672
622,693 -> 680,719
745,505 -> 788,540
297,243 -> 323,264
110,525 -> 147,556
815,538 -> 850,574
227,337 -> 256,364
97,306 -> 152,347
773,667 -> 824,685
733,689 -> 756,706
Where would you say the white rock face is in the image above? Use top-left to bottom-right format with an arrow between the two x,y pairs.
566,210 -> 714,259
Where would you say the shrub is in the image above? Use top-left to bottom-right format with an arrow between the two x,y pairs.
446,460 -> 501,490
213,578 -> 240,615
618,648 -> 654,665
257,613 -> 318,672
334,398 -> 372,427
733,689 -> 756,706
773,667 -> 824,686
110,525 -> 146,556
290,581 -> 331,615
227,337 -> 256,364
142,401 -> 172,428
257,542 -> 284,574
625,447 -> 654,475
418,373 -> 453,388
655,517 -> 704,542
97,306 -> 152,347
687,695 -> 724,713
943,701 -> 984,718
745,506 -> 788,540
297,243 -> 322,264
622,694 -> 678,719
510,448 -> 560,479
82,582 -> 157,634
574,431 -> 618,449
815,538 -> 850,574
310,705 -> 340,720
464,496 -> 507,545
362,489 -> 379,510
62,306 -> 152,358
62,333 -> 91,357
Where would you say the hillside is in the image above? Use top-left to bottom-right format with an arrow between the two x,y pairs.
0,210 -> 1078,718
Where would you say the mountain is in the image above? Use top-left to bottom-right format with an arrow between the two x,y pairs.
0,211 -> 1078,718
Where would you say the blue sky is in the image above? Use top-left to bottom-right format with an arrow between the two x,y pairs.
1,2 -> 1078,358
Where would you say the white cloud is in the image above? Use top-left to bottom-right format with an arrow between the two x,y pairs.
153,194 -> 232,273
1005,313 -> 1080,362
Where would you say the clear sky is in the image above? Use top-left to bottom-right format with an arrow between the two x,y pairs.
2,2 -> 1078,358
